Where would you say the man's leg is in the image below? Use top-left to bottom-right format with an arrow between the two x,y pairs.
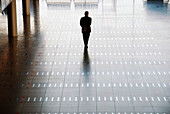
83,33 -> 86,46
83,32 -> 90,48
86,33 -> 90,46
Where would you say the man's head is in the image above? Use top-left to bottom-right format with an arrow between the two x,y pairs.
85,11 -> 89,17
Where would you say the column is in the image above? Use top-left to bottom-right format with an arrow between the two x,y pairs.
163,0 -> 169,3
22,0 -> 30,16
33,0 -> 40,36
7,0 -> 17,37
23,15 -> 31,36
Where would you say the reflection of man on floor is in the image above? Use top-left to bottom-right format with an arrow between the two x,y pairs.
83,48 -> 91,76
80,11 -> 92,48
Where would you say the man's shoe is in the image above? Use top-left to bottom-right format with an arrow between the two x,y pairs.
85,45 -> 88,48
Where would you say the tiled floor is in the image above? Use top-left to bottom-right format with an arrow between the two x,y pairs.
0,0 -> 170,114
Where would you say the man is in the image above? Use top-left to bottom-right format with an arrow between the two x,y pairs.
80,11 -> 92,48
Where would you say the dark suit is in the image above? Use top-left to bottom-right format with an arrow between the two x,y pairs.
80,16 -> 92,47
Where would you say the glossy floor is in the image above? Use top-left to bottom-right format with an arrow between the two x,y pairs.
0,0 -> 170,114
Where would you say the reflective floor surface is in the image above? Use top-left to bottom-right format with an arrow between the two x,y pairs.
0,0 -> 170,114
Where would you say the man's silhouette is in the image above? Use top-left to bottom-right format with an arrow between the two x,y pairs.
80,11 -> 92,48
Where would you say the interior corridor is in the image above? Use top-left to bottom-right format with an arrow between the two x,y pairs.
0,0 -> 170,113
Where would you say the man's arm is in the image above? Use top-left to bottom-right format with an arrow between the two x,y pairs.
80,18 -> 83,27
89,17 -> 92,26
